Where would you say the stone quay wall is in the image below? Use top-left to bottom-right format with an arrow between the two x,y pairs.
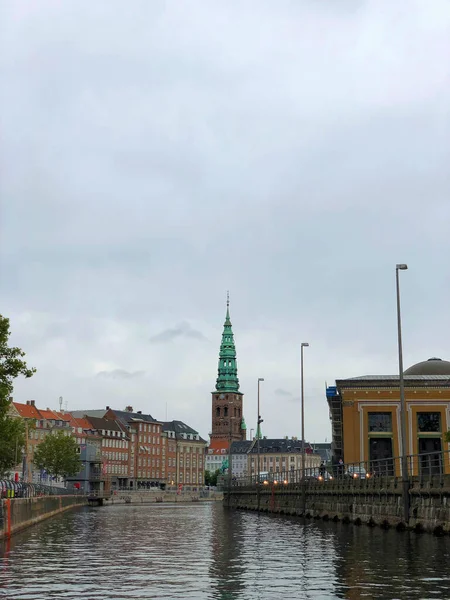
225,481 -> 450,534
0,495 -> 87,540
107,490 -> 223,505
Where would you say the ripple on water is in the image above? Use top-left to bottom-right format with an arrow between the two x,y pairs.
1,504 -> 450,599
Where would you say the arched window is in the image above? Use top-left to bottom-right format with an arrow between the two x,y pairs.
224,406 -> 228,417
216,407 -> 220,417
234,407 -> 237,417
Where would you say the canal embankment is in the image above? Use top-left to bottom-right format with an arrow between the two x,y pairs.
226,478 -> 450,534
0,495 -> 87,540
106,490 -> 223,505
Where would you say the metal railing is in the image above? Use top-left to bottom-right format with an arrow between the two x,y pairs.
0,480 -> 73,498
230,449 -> 450,490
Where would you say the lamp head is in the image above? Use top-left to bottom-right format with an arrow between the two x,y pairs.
396,264 -> 408,271
258,378 -> 264,382
301,343 -> 309,348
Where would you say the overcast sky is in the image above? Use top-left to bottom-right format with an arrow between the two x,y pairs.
1,1 -> 449,444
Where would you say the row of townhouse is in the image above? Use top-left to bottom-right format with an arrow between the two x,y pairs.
9,400 -> 82,485
8,401 -> 207,492
206,437 -> 323,481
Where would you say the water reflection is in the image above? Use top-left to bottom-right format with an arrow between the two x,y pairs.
209,507 -> 245,599
1,504 -> 450,599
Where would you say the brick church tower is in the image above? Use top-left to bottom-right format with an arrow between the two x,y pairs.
210,295 -> 246,447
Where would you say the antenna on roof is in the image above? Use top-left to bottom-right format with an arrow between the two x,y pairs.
59,396 -> 63,411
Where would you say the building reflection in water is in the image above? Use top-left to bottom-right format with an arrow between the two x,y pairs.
331,523 -> 450,599
209,506 -> 247,599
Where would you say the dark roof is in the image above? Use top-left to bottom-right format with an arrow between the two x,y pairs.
162,420 -> 207,443
85,416 -> 125,434
404,357 -> 450,376
230,441 -> 253,454
248,438 -> 313,454
111,409 -> 157,427
311,443 -> 332,462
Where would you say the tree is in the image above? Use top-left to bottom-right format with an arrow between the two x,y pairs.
34,431 -> 81,480
205,469 -> 220,486
0,315 -> 36,477
0,418 -> 26,478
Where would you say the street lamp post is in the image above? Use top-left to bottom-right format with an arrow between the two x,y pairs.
301,342 -> 309,515
256,378 -> 264,510
396,263 -> 410,523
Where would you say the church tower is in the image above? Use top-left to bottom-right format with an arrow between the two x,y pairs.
210,295 -> 246,446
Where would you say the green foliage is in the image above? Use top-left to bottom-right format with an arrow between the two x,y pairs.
0,315 -> 35,476
444,431 -> 450,444
0,416 -> 25,477
205,469 -> 221,486
34,431 -> 81,480
0,315 -> 36,411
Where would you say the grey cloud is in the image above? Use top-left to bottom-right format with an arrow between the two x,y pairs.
96,369 -> 146,380
274,388 -> 293,397
150,322 -> 207,343
1,1 -> 450,444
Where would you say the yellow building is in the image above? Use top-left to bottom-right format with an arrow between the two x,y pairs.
327,357 -> 450,475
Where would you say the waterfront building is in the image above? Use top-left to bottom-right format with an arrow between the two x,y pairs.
104,407 -> 164,489
310,442 -> 332,464
230,440 -> 253,478
206,440 -> 229,474
327,357 -> 450,475
9,401 -> 72,484
83,416 -> 130,490
209,298 -> 246,453
65,431 -> 104,495
8,400 -> 42,481
247,438 -> 321,479
162,421 -> 207,489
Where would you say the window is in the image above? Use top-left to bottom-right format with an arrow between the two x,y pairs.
418,412 -> 441,433
368,412 -> 392,432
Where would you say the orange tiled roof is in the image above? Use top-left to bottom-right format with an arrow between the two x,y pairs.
76,417 -> 96,430
208,439 -> 230,453
12,402 -> 41,420
55,411 -> 72,422
39,408 -> 61,420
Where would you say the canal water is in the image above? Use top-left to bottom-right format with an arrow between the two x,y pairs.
1,503 -> 450,599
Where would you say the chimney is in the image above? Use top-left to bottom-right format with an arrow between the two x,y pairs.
106,406 -> 110,410
137,411 -> 142,414
125,406 -> 133,413
30,400 -> 35,406
26,400 -> 31,406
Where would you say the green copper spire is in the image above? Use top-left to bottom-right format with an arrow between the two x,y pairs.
215,293 -> 240,393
